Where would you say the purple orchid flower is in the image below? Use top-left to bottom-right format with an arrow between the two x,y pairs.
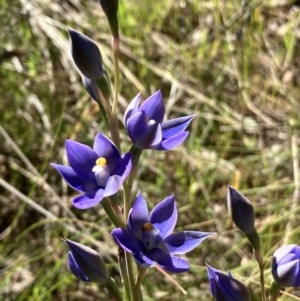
272,244 -> 300,287
111,193 -> 214,273
51,133 -> 132,209
69,29 -> 103,80
124,90 -> 194,150
206,264 -> 251,301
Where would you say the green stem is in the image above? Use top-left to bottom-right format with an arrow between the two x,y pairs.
107,197 -> 126,227
123,181 -> 132,221
269,289 -> 281,301
105,277 -> 123,301
128,146 -> 143,187
123,146 -> 143,219
101,198 -> 124,227
124,252 -> 140,301
259,264 -> 266,301
134,268 -> 147,300
269,281 -> 281,301
118,248 -> 131,301
98,88 -> 120,151
108,35 -> 121,151
112,35 -> 120,118
122,183 -> 138,300
255,251 -> 266,301
109,116 -> 121,151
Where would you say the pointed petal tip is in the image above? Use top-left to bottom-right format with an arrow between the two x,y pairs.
72,194 -> 103,209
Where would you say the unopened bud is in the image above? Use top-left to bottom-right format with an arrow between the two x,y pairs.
69,29 -> 103,80
272,244 -> 300,287
227,186 -> 255,234
98,0 -> 119,38
206,264 -> 251,301
64,238 -> 109,283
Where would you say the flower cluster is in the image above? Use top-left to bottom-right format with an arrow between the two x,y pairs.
50,0 -> 300,300
53,87 -> 205,276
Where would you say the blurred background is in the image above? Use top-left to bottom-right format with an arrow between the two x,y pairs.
1,0 -> 300,300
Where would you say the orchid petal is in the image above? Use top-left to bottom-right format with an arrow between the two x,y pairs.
139,90 -> 165,123
126,111 -> 148,143
65,140 -> 98,183
155,131 -> 189,150
93,133 -> 120,172
67,251 -> 89,282
134,122 -> 162,149
103,175 -> 124,196
124,92 -> 141,125
128,193 -> 149,240
273,245 -> 297,264
164,231 -> 215,254
51,164 -> 97,192
112,153 -> 132,178
276,260 -> 300,286
149,249 -> 189,273
133,254 -> 154,268
111,228 -> 143,254
157,255 -> 189,273
72,188 -> 104,209
149,195 -> 177,238
162,115 -> 194,139
82,75 -> 100,103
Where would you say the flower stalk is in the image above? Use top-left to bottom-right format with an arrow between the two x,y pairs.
98,88 -> 121,151
105,277 -> 123,301
125,251 -> 140,301
112,35 -> 120,118
101,198 -> 125,227
259,259 -> 267,301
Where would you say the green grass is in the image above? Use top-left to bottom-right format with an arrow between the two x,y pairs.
1,0 -> 300,300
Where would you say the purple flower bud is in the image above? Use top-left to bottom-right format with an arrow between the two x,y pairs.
69,29 -> 103,80
82,67 -> 111,103
227,186 -> 255,234
272,244 -> 300,287
64,238 -> 109,283
98,0 -> 119,38
206,264 -> 251,301
99,0 -> 118,15
82,75 -> 100,103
